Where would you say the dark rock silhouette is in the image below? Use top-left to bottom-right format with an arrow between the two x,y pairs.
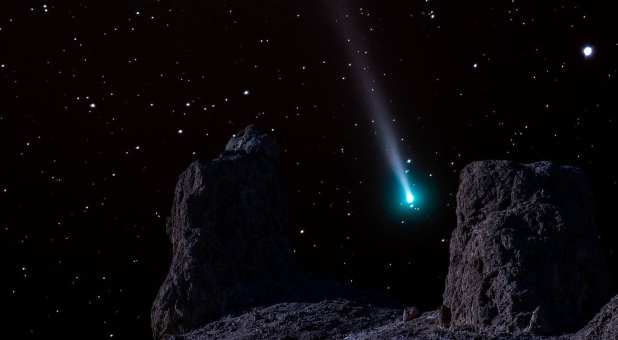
443,161 -> 609,335
151,125 -> 295,339
152,128 -> 615,340
151,125 -> 396,340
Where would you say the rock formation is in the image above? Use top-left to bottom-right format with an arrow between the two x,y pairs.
152,128 -> 616,340
151,125 -> 295,339
443,161 -> 610,335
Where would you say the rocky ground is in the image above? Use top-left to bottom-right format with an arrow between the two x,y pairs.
152,126 -> 617,340
168,300 -> 399,340
169,296 -> 617,340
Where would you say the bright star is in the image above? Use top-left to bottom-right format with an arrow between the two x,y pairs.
583,45 -> 594,58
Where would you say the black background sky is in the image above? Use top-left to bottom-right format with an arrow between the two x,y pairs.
2,0 -> 617,339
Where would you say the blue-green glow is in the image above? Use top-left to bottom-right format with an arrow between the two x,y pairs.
406,192 -> 414,204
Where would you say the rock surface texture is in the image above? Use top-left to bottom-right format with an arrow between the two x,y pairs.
443,161 -> 609,335
573,295 -> 618,340
165,296 -> 618,339
169,300 -> 571,340
151,125 -> 295,339
167,300 -> 400,340
152,141 -> 616,340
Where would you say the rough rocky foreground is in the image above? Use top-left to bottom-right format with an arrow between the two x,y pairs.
168,298 -> 618,340
153,126 -> 616,340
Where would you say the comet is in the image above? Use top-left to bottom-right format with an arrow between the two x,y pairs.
331,2 -> 418,209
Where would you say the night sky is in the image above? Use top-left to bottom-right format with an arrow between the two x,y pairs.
2,0 -> 617,339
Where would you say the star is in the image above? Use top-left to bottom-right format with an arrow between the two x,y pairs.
582,45 -> 594,58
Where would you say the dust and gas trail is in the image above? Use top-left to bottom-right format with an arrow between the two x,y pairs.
329,2 -> 416,207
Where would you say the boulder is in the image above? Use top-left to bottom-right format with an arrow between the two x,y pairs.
403,306 -> 422,322
443,161 -> 609,335
151,125 -> 295,339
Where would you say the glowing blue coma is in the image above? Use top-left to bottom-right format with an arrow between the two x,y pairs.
406,192 -> 414,204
